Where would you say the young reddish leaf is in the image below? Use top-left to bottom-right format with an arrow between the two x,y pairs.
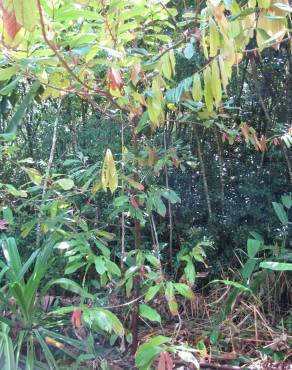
164,351 -> 173,370
0,219 -> 9,230
1,5 -> 21,41
130,196 -> 139,209
71,308 -> 82,328
158,352 -> 166,370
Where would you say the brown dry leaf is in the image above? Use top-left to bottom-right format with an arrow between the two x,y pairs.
108,67 -> 123,90
258,135 -> 267,152
241,122 -> 250,140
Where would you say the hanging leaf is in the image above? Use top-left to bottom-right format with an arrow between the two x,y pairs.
101,149 -> 118,193
0,81 -> 40,142
211,59 -> 222,107
108,67 -> 123,90
218,56 -> 229,93
161,53 -> 172,80
259,261 -> 292,271
139,304 -> 161,322
165,282 -> 178,315
174,283 -> 194,300
192,73 -> 203,101
0,0 -> 38,47
209,18 -> 220,57
204,66 -> 213,111
145,284 -> 161,301
124,176 -> 144,191
272,202 -> 288,225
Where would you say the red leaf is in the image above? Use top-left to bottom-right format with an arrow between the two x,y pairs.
130,196 -> 139,209
164,352 -> 173,370
71,308 -> 82,329
0,219 -> 9,230
158,352 -> 166,370
2,6 -> 21,40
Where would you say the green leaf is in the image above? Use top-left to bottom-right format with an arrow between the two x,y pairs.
56,178 -> 75,190
65,261 -> 87,275
145,254 -> 160,268
105,260 -> 121,277
135,336 -> 171,369
259,262 -> 292,271
162,189 -> 181,204
113,195 -> 129,207
192,73 -> 203,102
183,257 -> 196,285
2,207 -> 13,224
24,167 -> 42,185
154,196 -> 166,217
0,77 -> 20,95
145,284 -> 161,302
204,66 -> 213,112
139,304 -> 161,322
34,330 -> 59,370
281,195 -> 292,209
210,279 -> 252,293
0,81 -> 40,141
95,256 -> 106,275
0,66 -> 18,81
42,278 -> 92,298
174,283 -> 194,300
247,238 -> 262,258
184,42 -> 195,60
241,258 -> 257,280
272,202 -> 288,225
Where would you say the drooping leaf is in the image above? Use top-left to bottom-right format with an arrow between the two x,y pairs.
272,202 -> 288,225
0,81 -> 40,142
139,304 -> 161,322
259,261 -> 292,271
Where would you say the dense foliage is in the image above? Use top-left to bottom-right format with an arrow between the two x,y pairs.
0,0 -> 291,369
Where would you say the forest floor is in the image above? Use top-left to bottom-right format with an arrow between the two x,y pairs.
83,288 -> 292,369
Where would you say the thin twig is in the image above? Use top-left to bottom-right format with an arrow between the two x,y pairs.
36,101 -> 62,247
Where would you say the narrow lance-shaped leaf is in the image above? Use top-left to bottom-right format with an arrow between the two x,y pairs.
192,73 -> 203,101
0,81 -> 40,142
204,66 -> 213,111
209,18 -> 220,57
211,59 -> 222,107
218,56 -> 228,93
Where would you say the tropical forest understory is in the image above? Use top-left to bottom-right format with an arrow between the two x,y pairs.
0,0 -> 291,369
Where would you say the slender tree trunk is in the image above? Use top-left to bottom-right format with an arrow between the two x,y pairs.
214,127 -> 225,212
131,118 -> 141,354
164,126 -> 173,270
36,102 -> 62,247
281,143 -> 292,185
193,126 -> 212,220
